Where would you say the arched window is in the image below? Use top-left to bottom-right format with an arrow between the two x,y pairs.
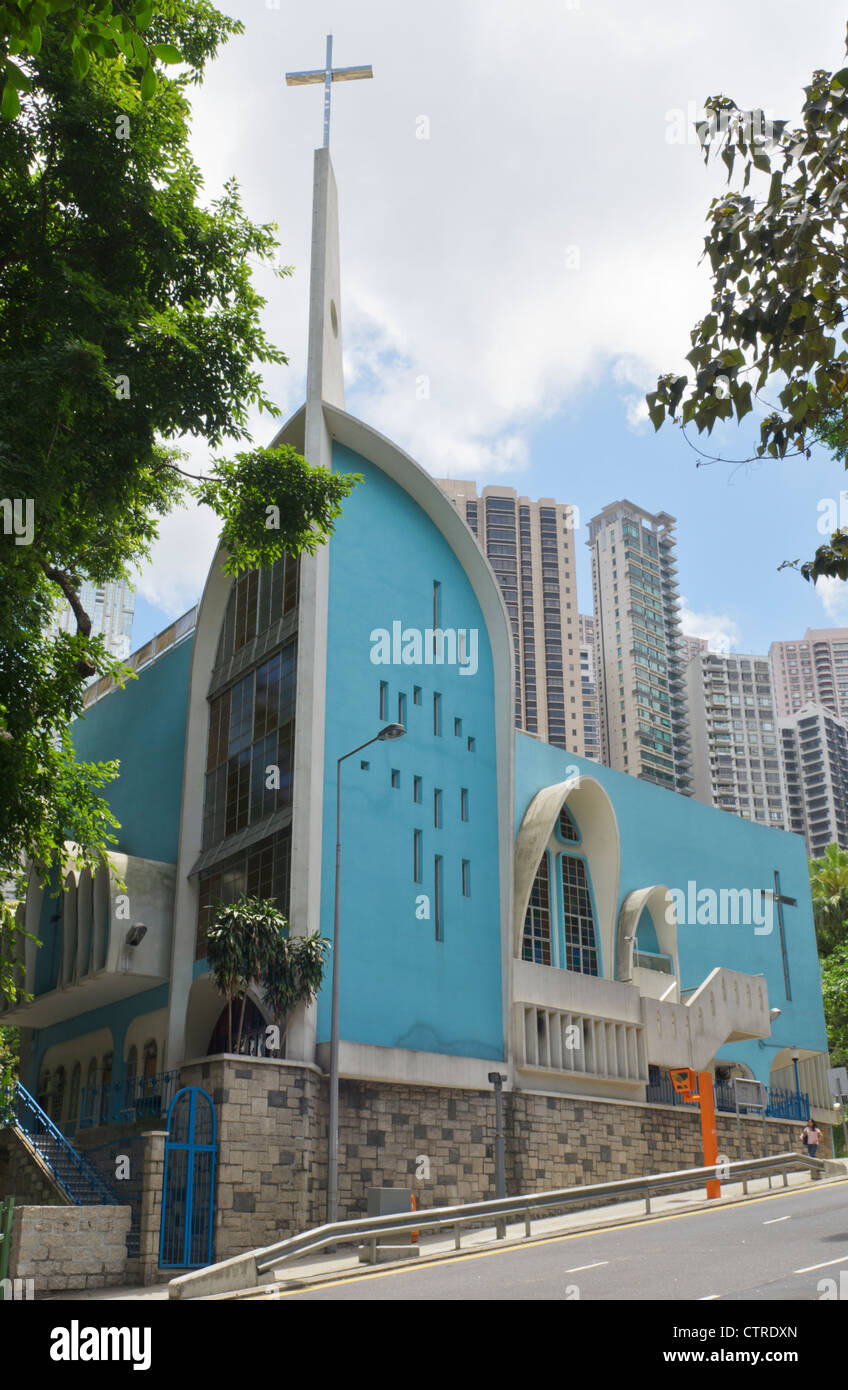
560,855 -> 599,976
557,805 -> 580,843
142,1040 -> 157,1078
52,1065 -> 66,1125
38,1068 -> 51,1113
100,1052 -> 113,1124
81,1056 -> 98,1127
68,1062 -> 81,1130
522,855 -> 552,965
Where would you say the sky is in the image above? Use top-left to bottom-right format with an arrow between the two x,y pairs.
129,0 -> 848,656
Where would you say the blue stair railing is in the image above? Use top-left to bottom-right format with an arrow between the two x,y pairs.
0,1079 -> 119,1206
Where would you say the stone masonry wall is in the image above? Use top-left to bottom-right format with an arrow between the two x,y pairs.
8,1205 -> 132,1291
179,1057 -> 326,1263
176,1059 -> 805,1263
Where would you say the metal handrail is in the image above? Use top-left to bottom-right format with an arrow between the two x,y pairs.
169,1150 -> 822,1297
0,1080 -> 119,1206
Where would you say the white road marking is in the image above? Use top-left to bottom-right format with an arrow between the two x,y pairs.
763,1216 -> 791,1224
793,1254 -> 848,1274
565,1261 -> 609,1273
699,1294 -> 721,1301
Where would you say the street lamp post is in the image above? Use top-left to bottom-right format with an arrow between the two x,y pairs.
791,1050 -> 802,1119
488,1071 -> 507,1239
327,722 -> 405,1226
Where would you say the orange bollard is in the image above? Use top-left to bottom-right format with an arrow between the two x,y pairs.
410,1193 -> 418,1243
698,1070 -> 721,1199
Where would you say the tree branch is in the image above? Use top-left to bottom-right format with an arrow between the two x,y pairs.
39,562 -> 97,678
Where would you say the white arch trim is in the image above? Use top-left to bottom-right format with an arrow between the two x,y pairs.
616,885 -> 680,985
514,776 -> 620,976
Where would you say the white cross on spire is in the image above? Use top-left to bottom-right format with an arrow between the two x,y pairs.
286,35 -> 373,149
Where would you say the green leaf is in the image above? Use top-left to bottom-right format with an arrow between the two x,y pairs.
4,61 -> 32,93
153,43 -> 183,65
71,46 -> 90,80
0,82 -> 20,119
140,65 -> 156,101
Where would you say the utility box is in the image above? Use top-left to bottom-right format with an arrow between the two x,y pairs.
358,1187 -> 420,1264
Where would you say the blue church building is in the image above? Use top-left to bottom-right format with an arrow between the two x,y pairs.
2,141 -> 831,1208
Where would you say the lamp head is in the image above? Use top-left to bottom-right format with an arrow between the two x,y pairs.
377,723 -> 406,741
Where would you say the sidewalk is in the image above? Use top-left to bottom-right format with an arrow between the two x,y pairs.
36,1162 -> 848,1301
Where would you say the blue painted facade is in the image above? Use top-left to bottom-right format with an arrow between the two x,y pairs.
16,435 -> 827,1108
514,731 -> 827,1083
70,637 -> 192,865
319,444 -> 503,1058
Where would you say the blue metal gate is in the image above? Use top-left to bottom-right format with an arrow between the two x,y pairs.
159,1087 -> 217,1269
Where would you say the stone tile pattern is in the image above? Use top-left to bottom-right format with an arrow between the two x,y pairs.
127,1131 -> 168,1287
8,1205 -> 132,1291
178,1061 -> 802,1262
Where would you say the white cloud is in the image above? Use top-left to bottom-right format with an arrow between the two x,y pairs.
679,599 -> 741,653
125,0 -> 844,604
815,576 -> 848,626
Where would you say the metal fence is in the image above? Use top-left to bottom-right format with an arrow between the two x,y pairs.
78,1071 -> 181,1130
645,1069 -> 810,1122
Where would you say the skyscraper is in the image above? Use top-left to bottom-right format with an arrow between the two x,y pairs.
438,481 -> 582,753
680,633 -> 709,665
587,500 -> 691,794
686,650 -> 787,828
578,613 -> 600,760
779,703 -> 848,857
769,628 -> 848,722
47,578 -> 135,662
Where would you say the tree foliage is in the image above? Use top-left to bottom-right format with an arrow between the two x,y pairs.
808,843 -> 848,958
647,28 -> 848,582
205,894 -> 329,1054
0,6 -> 358,898
262,929 -> 330,1044
0,0 -> 205,119
821,942 -> 848,1069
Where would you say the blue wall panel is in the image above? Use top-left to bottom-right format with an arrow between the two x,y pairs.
515,731 -> 827,1083
319,445 -> 503,1059
70,638 -> 192,864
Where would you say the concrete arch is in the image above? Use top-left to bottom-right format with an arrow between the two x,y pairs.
616,885 -> 680,988
183,975 -> 273,1062
92,860 -> 110,972
514,775 -> 620,976
23,868 -> 43,994
59,869 -> 79,988
76,867 -> 93,981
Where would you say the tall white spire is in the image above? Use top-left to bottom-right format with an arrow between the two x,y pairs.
285,35 -> 374,447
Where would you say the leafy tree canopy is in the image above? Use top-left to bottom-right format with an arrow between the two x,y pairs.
809,843 -> 848,957
205,895 -> 329,1054
821,942 -> 848,1069
0,6 -> 358,895
646,27 -> 848,583
0,0 -> 208,119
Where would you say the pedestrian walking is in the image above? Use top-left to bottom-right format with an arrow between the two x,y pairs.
801,1118 -> 823,1161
